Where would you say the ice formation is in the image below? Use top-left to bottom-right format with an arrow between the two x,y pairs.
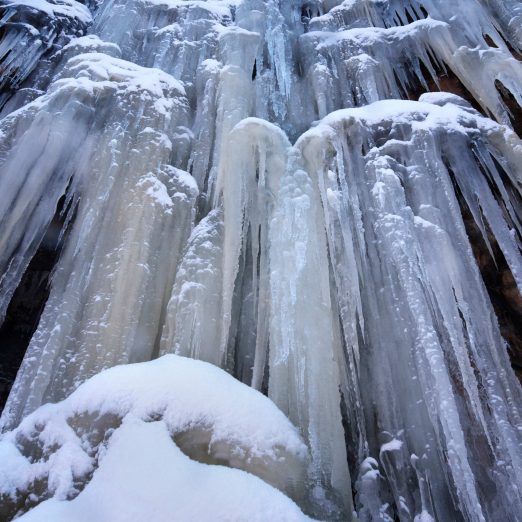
0,0 -> 522,520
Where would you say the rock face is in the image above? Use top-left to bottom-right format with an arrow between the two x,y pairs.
0,0 -> 522,521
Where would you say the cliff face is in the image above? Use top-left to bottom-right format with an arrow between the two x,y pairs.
1,0 -> 522,520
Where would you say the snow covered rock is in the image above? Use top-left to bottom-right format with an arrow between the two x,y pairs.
0,355 -> 312,521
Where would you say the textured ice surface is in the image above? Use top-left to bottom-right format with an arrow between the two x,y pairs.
1,0 -> 522,520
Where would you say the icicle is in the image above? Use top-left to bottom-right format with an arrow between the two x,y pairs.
269,154 -> 353,520
0,0 -> 91,106
295,96 -> 522,520
160,208 -> 225,365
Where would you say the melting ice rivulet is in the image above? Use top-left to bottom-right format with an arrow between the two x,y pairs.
1,0 -> 522,520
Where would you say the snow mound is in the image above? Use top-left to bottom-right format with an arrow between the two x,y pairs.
0,355 -> 311,521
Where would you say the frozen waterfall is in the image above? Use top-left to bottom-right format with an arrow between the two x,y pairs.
1,0 -> 522,520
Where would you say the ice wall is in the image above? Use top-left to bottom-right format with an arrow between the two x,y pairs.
1,0 -> 522,520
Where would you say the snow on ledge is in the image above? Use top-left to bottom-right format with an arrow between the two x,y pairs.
296,96 -> 514,147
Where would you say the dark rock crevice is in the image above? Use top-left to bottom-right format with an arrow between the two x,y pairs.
0,197 -> 69,412
455,190 -> 522,381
